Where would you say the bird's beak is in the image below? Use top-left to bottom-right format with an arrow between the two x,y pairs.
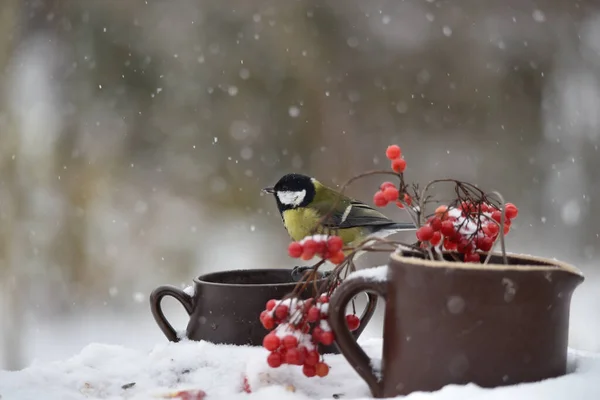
262,186 -> 275,194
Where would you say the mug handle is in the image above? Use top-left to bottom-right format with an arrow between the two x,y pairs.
149,285 -> 194,342
328,278 -> 387,398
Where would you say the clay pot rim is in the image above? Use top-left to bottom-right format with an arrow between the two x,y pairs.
193,268 -> 329,287
391,251 -> 583,276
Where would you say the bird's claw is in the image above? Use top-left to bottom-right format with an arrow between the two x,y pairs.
291,265 -> 332,281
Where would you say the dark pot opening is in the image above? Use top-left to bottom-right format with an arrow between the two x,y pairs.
195,268 -> 327,286
399,249 -> 561,268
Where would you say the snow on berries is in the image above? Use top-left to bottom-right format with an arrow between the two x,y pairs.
287,234 -> 346,264
373,143 -> 520,263
259,294 -> 361,378
417,200 -> 519,262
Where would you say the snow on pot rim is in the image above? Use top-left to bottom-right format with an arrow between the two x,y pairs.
391,250 -> 584,276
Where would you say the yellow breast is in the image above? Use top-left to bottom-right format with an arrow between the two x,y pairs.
281,208 -> 362,247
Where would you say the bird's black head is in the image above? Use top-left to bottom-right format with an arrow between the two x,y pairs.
262,173 -> 317,212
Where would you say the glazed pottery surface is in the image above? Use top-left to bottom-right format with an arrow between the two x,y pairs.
328,251 -> 584,398
150,268 -> 377,351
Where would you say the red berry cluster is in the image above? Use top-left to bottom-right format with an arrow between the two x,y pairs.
416,202 -> 519,262
373,181 -> 412,209
385,145 -> 406,173
287,234 -> 346,265
260,294 -> 360,378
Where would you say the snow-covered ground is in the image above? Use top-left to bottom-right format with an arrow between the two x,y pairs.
2,263 -> 599,399
2,337 -> 600,400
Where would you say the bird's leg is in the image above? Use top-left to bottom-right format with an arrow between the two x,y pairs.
291,264 -> 332,281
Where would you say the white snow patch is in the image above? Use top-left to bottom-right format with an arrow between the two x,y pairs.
345,265 -> 389,282
183,285 -> 195,296
2,339 -> 600,399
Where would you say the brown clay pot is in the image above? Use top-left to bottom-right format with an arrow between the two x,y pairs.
328,251 -> 584,398
150,268 -> 378,353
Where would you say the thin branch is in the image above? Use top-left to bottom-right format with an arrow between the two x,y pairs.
489,190 -> 508,265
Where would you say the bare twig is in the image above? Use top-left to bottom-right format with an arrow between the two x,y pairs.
489,190 -> 508,265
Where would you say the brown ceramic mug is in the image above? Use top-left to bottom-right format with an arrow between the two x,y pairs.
150,268 -> 377,352
328,251 -> 584,398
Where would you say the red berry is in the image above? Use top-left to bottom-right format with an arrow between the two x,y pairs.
285,348 -> 301,365
435,205 -> 448,219
274,305 -> 289,320
327,236 -> 343,253
428,217 -> 442,232
319,331 -> 334,346
440,220 -> 455,236
287,242 -> 303,258
319,295 -> 329,303
305,350 -> 320,366
395,200 -> 404,209
260,311 -> 275,330
505,203 -> 518,219
483,222 -> 499,236
301,239 -> 317,260
383,187 -> 399,202
314,240 -> 327,257
503,223 -> 510,235
443,238 -> 457,250
491,211 -> 502,223
464,252 -> 481,263
242,376 -> 251,393
456,239 -> 473,254
328,250 -> 346,265
315,362 -> 329,377
282,335 -> 298,349
373,191 -> 388,207
303,364 -> 317,377
345,314 -> 360,331
312,327 -> 323,342
403,193 -> 412,206
294,346 -> 306,365
263,333 -> 281,351
430,231 -> 442,246
476,236 -> 493,252
279,347 -> 288,360
307,306 -> 321,322
267,351 -> 283,368
416,225 -> 434,242
380,181 -> 396,190
391,158 -> 407,173
266,299 -> 277,311
385,145 -> 402,160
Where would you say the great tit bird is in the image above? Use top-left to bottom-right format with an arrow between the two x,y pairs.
262,173 -> 416,252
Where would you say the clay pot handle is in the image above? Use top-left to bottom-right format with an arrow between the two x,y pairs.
328,278 -> 387,398
149,285 -> 194,342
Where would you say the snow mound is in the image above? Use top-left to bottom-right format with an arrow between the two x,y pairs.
1,338 -> 600,400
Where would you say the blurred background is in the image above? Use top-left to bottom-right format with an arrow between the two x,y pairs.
1,0 -> 600,370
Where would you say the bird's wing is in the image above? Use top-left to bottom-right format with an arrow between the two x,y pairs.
312,195 -> 399,229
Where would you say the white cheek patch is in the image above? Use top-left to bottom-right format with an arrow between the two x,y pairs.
277,190 -> 306,207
